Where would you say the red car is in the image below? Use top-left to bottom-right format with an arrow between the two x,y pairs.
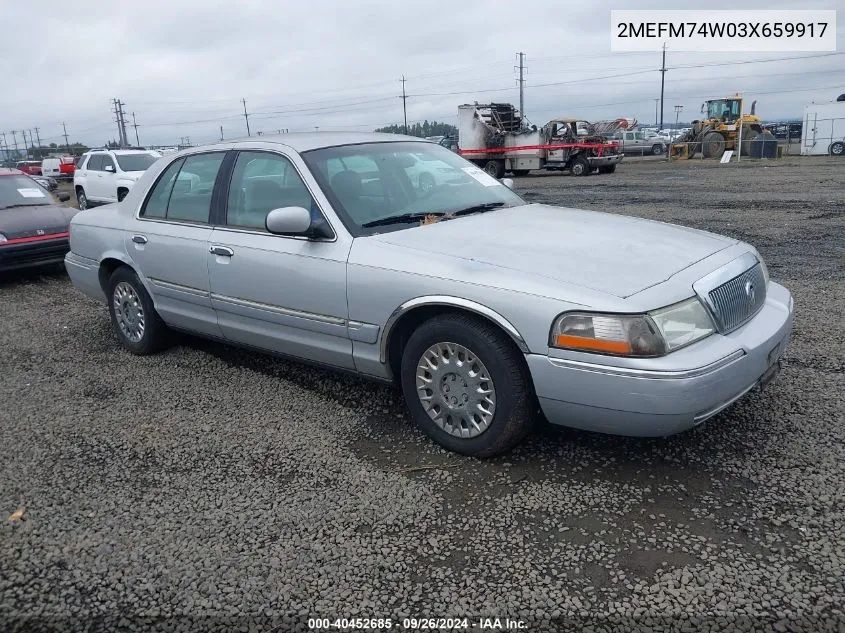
15,160 -> 42,176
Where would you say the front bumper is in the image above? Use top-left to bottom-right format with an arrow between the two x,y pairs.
527,282 -> 794,437
0,236 -> 70,272
588,154 -> 623,166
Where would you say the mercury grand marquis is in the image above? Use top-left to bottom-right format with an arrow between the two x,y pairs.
65,133 -> 794,456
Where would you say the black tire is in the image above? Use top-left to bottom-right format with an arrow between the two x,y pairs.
702,131 -> 726,159
117,189 -> 128,202
830,141 -> 845,156
400,313 -> 534,457
482,159 -> 505,179
569,155 -> 590,177
511,169 -> 530,177
651,144 -> 664,156
76,187 -> 88,210
106,266 -> 169,355
740,129 -> 759,157
598,165 -> 617,174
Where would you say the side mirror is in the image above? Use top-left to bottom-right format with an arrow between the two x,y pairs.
501,177 -> 514,190
104,165 -> 115,173
265,206 -> 312,235
57,192 -> 70,202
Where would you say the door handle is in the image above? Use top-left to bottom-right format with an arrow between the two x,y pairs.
131,234 -> 147,244
209,245 -> 234,257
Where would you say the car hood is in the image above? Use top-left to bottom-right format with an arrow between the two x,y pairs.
367,204 -> 736,298
0,204 -> 77,239
118,171 -> 146,180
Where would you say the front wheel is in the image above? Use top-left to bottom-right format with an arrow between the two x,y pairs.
107,267 -> 169,355
830,141 -> 845,156
481,160 -> 505,179
400,313 -> 534,457
651,144 -> 664,156
569,155 -> 590,177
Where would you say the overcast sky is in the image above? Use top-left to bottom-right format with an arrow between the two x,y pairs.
1,0 -> 843,148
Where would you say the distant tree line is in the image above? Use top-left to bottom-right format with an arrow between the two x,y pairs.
374,120 -> 457,138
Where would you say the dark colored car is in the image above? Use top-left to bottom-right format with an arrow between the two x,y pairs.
0,168 -> 75,272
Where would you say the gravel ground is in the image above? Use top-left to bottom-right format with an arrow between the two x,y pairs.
2,156 -> 844,632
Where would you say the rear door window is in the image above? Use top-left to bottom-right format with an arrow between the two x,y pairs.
101,156 -> 116,172
141,158 -> 184,219
165,153 -> 226,223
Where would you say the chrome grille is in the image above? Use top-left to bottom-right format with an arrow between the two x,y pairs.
707,264 -> 767,333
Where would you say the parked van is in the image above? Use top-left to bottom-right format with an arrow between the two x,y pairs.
41,156 -> 76,180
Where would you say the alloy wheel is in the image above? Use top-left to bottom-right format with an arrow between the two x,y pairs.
415,342 -> 496,439
112,281 -> 145,343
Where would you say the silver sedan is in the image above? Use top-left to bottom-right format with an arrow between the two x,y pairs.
65,133 -> 794,456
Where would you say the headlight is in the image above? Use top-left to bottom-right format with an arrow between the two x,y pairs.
550,312 -> 666,357
648,297 -> 715,352
550,297 -> 715,357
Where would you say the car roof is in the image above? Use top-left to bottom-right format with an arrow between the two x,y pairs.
0,168 -> 25,176
88,149 -> 158,155
224,131 -> 425,153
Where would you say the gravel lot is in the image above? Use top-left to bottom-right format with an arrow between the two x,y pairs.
2,156 -> 843,632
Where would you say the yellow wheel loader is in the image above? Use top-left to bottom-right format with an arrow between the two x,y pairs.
670,96 -> 763,159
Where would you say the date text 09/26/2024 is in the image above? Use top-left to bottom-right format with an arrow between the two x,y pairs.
308,617 -> 528,630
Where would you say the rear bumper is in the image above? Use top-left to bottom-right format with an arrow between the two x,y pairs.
0,237 -> 70,272
64,252 -> 104,301
527,282 -> 794,436
588,154 -> 623,165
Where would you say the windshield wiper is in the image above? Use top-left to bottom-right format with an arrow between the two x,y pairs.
450,201 -> 506,217
362,212 -> 446,228
1,203 -> 45,210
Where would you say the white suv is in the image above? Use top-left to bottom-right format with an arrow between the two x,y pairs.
74,149 -> 162,209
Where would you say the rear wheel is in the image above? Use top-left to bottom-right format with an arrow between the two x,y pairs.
569,155 -> 590,177
830,141 -> 845,156
76,187 -> 88,210
482,159 -> 505,179
702,132 -> 726,159
400,313 -> 534,457
651,144 -> 664,156
107,267 -> 169,355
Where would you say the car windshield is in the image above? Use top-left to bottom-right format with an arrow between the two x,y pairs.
115,153 -> 159,172
0,175 -> 51,209
302,141 -> 524,235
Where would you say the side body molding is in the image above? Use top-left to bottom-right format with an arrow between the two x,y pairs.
378,295 -> 531,364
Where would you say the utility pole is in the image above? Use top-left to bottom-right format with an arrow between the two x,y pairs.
515,52 -> 526,117
659,42 -> 667,130
62,122 -> 71,154
34,127 -> 41,148
11,130 -> 19,153
674,105 -> 683,131
654,99 -> 659,127
400,75 -> 408,135
220,125 -> 224,141
242,98 -> 251,136
131,112 -> 140,146
113,99 -> 127,148
119,101 -> 129,148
